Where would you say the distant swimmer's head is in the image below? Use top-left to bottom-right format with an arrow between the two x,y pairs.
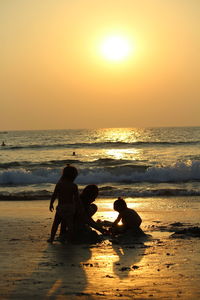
114,197 -> 127,212
62,164 -> 78,181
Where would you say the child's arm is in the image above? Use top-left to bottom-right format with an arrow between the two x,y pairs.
49,184 -> 58,212
113,214 -> 122,226
87,216 -> 108,235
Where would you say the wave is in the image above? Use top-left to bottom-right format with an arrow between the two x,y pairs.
0,159 -> 83,169
1,140 -> 200,151
0,158 -> 146,170
0,161 -> 200,185
1,187 -> 200,200
77,162 -> 200,184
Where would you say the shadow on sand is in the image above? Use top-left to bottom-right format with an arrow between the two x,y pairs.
9,242 -> 95,299
111,234 -> 150,280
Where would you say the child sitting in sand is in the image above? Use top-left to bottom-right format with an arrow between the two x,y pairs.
78,184 -> 107,235
111,197 -> 144,236
47,164 -> 79,243
59,184 -> 108,243
80,184 -> 98,219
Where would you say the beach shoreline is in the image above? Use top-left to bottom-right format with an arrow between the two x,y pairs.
0,198 -> 200,299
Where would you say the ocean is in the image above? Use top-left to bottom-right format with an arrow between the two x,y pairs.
0,127 -> 200,200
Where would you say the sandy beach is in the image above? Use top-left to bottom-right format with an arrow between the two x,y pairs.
0,198 -> 200,300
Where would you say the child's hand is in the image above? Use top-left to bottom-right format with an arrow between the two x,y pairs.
49,204 -> 54,212
101,229 -> 110,236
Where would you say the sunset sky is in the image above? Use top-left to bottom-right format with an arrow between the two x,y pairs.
1,0 -> 200,130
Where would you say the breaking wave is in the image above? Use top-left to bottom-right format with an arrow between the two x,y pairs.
0,161 -> 200,186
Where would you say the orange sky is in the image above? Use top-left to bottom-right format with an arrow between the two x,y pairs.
1,0 -> 200,130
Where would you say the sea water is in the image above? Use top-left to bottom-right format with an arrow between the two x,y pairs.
0,127 -> 200,200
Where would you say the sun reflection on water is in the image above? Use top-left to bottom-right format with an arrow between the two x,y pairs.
95,128 -> 144,161
105,148 -> 140,160
97,128 -> 139,143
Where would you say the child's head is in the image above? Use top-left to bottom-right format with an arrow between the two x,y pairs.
81,184 -> 99,204
114,197 -> 127,212
62,164 -> 78,181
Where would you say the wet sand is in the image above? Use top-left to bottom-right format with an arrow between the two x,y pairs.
0,199 -> 200,299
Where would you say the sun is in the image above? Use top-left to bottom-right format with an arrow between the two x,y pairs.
100,35 -> 131,62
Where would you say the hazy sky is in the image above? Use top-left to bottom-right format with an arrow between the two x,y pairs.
1,0 -> 200,130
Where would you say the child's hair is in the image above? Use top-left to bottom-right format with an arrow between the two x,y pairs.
114,197 -> 127,211
62,164 -> 78,181
80,184 -> 99,203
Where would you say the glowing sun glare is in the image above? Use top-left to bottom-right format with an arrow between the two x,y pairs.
101,36 -> 131,61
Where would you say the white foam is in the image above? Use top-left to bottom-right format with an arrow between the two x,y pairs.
0,168 -> 58,185
0,161 -> 199,185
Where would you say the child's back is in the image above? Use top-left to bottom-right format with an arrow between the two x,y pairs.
55,178 -> 78,206
119,207 -> 142,230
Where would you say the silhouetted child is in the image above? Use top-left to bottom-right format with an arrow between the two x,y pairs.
112,197 -> 143,236
79,184 -> 108,233
60,184 -> 107,242
47,164 -> 79,243
81,184 -> 98,218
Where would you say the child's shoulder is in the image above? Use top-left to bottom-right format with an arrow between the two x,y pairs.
126,207 -> 137,215
59,178 -> 77,188
127,207 -> 135,212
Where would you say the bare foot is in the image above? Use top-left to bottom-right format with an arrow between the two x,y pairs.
47,238 -> 53,243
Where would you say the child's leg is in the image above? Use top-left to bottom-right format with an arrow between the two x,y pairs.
65,215 -> 75,242
60,220 -> 67,237
48,213 -> 61,243
111,224 -> 125,235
